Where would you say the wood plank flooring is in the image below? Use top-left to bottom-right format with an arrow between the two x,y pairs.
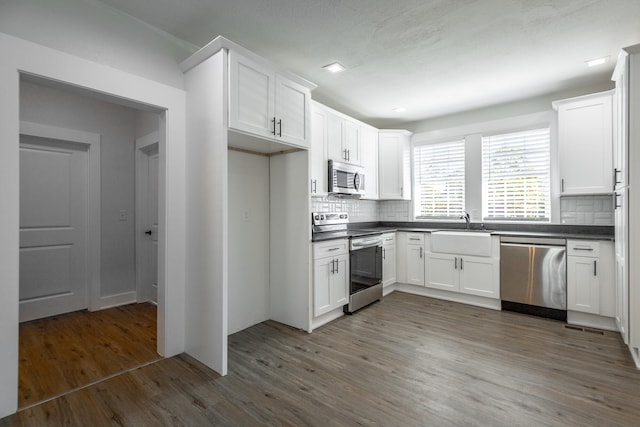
3,292 -> 640,426
18,303 -> 158,409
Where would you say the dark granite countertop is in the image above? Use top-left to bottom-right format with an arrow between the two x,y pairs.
312,221 -> 614,242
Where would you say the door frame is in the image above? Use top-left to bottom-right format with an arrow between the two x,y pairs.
135,131 -> 159,303
0,34 -> 188,418
19,121 -> 101,311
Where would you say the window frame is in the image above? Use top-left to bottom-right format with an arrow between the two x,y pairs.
412,139 -> 466,220
410,111 -> 557,223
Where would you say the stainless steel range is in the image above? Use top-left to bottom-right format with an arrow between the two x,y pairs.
312,212 -> 383,313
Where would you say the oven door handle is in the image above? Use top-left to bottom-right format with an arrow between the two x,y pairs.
352,240 -> 382,249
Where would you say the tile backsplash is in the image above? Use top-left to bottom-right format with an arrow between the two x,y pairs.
313,195 -> 613,225
311,196 -> 379,222
560,195 -> 614,225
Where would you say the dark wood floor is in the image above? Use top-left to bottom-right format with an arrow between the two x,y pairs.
18,303 -> 158,409
3,292 -> 640,426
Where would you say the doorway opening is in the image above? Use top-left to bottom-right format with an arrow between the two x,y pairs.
17,74 -> 164,408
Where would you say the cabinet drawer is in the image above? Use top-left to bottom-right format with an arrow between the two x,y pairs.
567,240 -> 600,257
406,233 -> 425,245
382,233 -> 396,246
314,239 -> 349,259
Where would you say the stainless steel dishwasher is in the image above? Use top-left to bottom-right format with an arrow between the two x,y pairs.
500,236 -> 567,321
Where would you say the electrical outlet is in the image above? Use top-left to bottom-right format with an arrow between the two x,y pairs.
119,210 -> 128,221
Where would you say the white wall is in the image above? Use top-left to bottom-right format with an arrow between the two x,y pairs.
20,79 -> 138,302
136,110 -> 160,139
228,150 -> 270,335
0,0 -> 196,89
403,82 -> 614,134
0,32 -> 187,418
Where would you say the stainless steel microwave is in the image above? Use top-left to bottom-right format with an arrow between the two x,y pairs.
328,160 -> 365,196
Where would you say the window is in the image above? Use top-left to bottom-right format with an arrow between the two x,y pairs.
482,128 -> 550,221
414,140 -> 465,219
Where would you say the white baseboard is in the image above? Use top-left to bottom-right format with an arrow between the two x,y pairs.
383,283 -> 398,296
93,291 -> 137,311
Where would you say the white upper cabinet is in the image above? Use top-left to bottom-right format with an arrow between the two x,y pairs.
326,111 -> 361,165
554,91 -> 614,195
229,50 -> 311,148
360,125 -> 379,199
613,51 -> 629,190
378,130 -> 412,200
310,102 -> 328,196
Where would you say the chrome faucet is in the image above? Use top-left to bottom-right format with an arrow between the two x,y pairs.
460,211 -> 471,231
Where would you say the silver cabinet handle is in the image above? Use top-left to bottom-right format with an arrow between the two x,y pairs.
419,247 -> 423,258
409,237 -> 421,241
271,117 -> 276,135
454,257 -> 457,270
614,194 -> 622,210
277,119 -> 282,137
335,259 -> 339,274
460,257 -> 463,270
383,247 -> 386,259
573,247 -> 594,251
328,247 -> 340,252
330,259 -> 334,274
561,178 -> 565,192
594,260 -> 597,276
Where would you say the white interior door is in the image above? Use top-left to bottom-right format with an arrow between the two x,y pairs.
137,141 -> 159,304
19,136 -> 89,322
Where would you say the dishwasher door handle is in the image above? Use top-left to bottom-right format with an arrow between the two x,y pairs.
500,242 -> 565,249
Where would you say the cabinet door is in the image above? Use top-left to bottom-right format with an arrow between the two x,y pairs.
342,120 -> 361,165
406,244 -> 425,286
426,253 -> 457,291
313,258 -> 333,316
332,255 -> 349,307
378,132 -> 410,200
275,75 -> 310,148
327,113 -> 346,161
614,58 -> 628,189
567,256 -> 600,314
229,51 -> 275,139
558,93 -> 613,195
382,245 -> 396,287
459,256 -> 499,298
360,126 -> 379,199
616,254 -> 629,343
310,106 -> 328,196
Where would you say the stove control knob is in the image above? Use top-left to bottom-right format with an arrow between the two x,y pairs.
320,215 -> 325,220
314,215 -> 320,220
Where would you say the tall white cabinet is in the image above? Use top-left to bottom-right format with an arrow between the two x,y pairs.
612,44 -> 640,366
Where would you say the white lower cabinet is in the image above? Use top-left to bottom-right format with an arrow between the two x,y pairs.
425,235 -> 500,299
406,233 -> 425,286
313,240 -> 349,317
382,233 -> 396,287
567,240 -> 614,317
426,253 -> 457,291
458,256 -> 499,298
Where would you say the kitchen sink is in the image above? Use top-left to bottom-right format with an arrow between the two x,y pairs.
430,230 -> 493,256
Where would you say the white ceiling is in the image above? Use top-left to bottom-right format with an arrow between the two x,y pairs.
97,0 -> 640,127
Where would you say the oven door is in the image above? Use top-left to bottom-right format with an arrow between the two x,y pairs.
350,245 -> 382,294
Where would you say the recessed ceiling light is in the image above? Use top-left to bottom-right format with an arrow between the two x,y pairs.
323,62 -> 345,73
392,107 -> 406,113
586,56 -> 609,67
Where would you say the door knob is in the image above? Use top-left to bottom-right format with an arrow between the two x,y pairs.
145,230 -> 152,235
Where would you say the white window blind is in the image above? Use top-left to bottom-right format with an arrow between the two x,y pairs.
414,140 -> 465,219
482,128 -> 550,221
